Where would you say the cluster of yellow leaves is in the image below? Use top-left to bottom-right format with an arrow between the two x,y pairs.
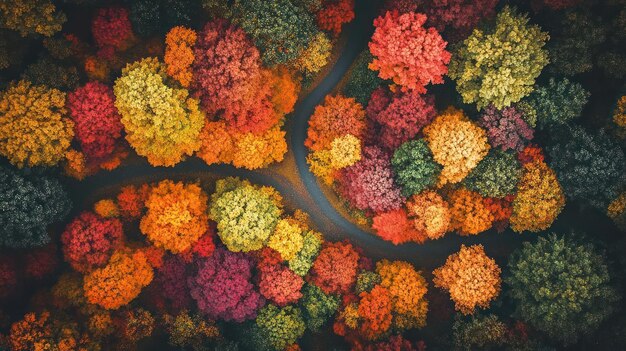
0,0 -> 66,36
64,149 -> 88,180
88,311 -> 114,338
340,303 -> 360,330
406,190 -> 451,240
330,134 -> 361,169
83,250 -> 153,310
294,32 -> 332,75
164,26 -> 196,88
423,108 -> 489,185
307,149 -> 335,185
140,180 -> 209,254
510,160 -> 565,232
197,121 -> 287,170
268,219 -> 304,261
376,260 -> 428,330
93,199 -> 119,218
448,188 -> 493,235
114,57 -> 203,167
0,80 -> 73,168
433,245 -> 501,315
608,191 -> 626,230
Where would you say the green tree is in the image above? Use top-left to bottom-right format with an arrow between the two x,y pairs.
528,77 -> 589,129
300,284 -> 340,332
452,314 -> 507,351
355,270 -> 381,294
506,234 -> 620,344
343,50 -> 384,106
0,165 -> 71,248
391,139 -> 441,197
231,0 -> 318,66
448,6 -> 549,110
210,179 -> 281,252
288,230 -> 323,276
547,126 -> 626,208
464,150 -> 522,198
255,305 -> 306,351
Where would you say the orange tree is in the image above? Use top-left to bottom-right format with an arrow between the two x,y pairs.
305,94 -> 366,152
447,187 -> 494,235
0,80 -> 74,168
139,180 -> 209,254
164,26 -> 196,88
433,245 -> 501,314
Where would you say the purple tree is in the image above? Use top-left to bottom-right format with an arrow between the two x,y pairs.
479,105 -> 534,152
188,248 -> 265,322
156,255 -> 192,311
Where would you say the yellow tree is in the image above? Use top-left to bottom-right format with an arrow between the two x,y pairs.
0,80 -> 73,168
114,58 -> 203,167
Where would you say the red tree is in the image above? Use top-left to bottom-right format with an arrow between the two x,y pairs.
369,11 -> 450,93
372,208 -> 426,245
24,244 -> 58,280
91,7 -> 133,54
61,211 -> 124,273
67,82 -> 123,161
192,20 -> 277,134
316,0 -> 355,36
424,0 -> 498,36
156,255 -> 193,311
258,263 -> 304,306
368,90 -> 437,150
308,241 -> 360,295
0,257 -> 17,299
338,146 -> 404,214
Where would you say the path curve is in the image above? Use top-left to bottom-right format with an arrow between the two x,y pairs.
70,0 -> 528,269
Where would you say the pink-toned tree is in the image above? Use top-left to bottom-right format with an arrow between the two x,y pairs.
424,0 -> 499,37
479,105 -> 534,152
258,263 -> 304,306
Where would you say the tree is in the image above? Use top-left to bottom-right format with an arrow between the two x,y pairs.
330,134 -> 362,169
452,314 -> 507,351
369,11 -> 450,93
67,82 -> 123,161
258,263 -> 304,306
358,285 -> 393,340
316,0 -> 354,36
391,139 -> 441,196
546,10 -> 606,75
232,0 -> 318,66
0,80 -> 74,168
424,0 -> 498,37
423,108 -> 490,185
406,190 -> 451,240
117,184 -> 149,220
376,260 -> 428,330
447,188 -> 493,235
156,255 -> 193,310
478,105 -> 534,152
268,219 -> 304,261
93,199 -> 119,218
83,250 -> 154,310
61,211 -> 124,274
230,127 -> 288,169
0,0 -> 66,36
510,160 -> 565,232
372,208 -> 426,244
309,241 -> 359,295
188,248 -> 264,322
22,56 -> 79,90
140,180 -> 209,254
210,180 -> 281,252
343,50 -> 384,106
369,91 -> 437,150
114,57 -> 203,166
528,77 -> 590,128
607,191 -> 626,231
0,165 -> 71,248
300,283 -> 340,332
448,6 -> 549,109
547,126 -> 626,208
614,95 -> 626,133
129,0 -> 197,37
255,305 -> 306,351
433,245 -> 501,315
305,95 -> 366,151
288,231 -> 323,276
164,311 -> 220,350
338,146 -> 405,214
91,7 -> 133,53
464,150 -> 522,198
506,234 -> 620,344
164,26 -> 196,88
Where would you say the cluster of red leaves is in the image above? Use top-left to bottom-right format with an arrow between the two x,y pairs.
338,146 -> 404,214
116,184 -> 150,220
372,208 -> 426,245
91,7 -> 133,55
309,241 -> 360,295
366,88 -> 437,150
258,263 -> 304,306
61,211 -> 124,273
67,82 -> 123,161
316,0 -> 355,36
155,255 -> 192,311
369,11 -> 450,93
425,0 -> 499,36
517,144 -> 545,165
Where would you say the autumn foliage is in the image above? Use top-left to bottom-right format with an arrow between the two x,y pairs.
306,95 -> 367,151
164,26 -> 196,88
